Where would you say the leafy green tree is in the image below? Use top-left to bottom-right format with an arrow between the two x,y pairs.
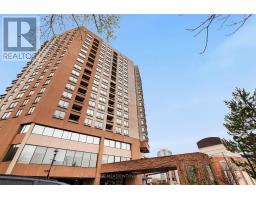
223,88 -> 256,179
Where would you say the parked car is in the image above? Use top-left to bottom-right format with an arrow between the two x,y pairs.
0,175 -> 68,185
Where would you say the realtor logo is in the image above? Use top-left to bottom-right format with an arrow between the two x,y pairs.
3,17 -> 37,51
2,16 -> 40,61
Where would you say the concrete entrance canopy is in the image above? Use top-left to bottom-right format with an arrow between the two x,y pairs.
100,152 -> 215,185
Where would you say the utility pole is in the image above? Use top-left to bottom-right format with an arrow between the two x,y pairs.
45,149 -> 58,179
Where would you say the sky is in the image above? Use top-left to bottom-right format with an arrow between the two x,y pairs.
1,15 -> 256,156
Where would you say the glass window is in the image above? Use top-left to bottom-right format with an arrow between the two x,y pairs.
104,139 -> 110,146
109,140 -> 115,148
115,156 -> 121,163
79,134 -> 87,143
2,144 -> 19,162
121,157 -> 127,162
70,133 -> 79,141
42,148 -> 55,164
30,146 -> 47,164
87,136 -> 93,144
18,145 -> 36,164
63,150 -> 75,166
126,144 -> 131,151
116,141 -> 121,149
62,131 -> 72,140
73,151 -> 83,167
32,125 -> 45,135
89,153 -> 97,167
93,137 -> 100,145
20,124 -> 31,133
54,149 -> 66,165
81,152 -> 90,167
108,155 -> 114,163
52,129 -> 63,138
121,143 -> 127,150
42,127 -> 54,137
102,155 -> 108,164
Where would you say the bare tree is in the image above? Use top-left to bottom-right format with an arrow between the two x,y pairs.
40,14 -> 120,41
186,14 -> 253,54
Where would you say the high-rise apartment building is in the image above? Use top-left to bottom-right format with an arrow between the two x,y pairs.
0,27 -> 149,184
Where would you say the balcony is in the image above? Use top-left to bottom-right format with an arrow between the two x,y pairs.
140,140 -> 150,153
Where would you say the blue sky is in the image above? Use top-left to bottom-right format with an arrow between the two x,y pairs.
1,15 -> 256,156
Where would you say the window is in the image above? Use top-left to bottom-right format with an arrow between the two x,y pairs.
100,90 -> 107,96
121,143 -> 127,150
54,149 -> 66,165
108,155 -> 114,163
30,146 -> 47,164
116,141 -> 121,149
96,112 -> 104,120
62,91 -> 72,99
72,70 -> 80,77
98,104 -> 105,111
71,133 -> 80,141
65,83 -> 75,91
92,86 -> 98,92
116,111 -> 122,117
123,129 -> 129,136
58,100 -> 69,108
84,118 -> 92,126
109,140 -> 115,148
69,76 -> 77,83
79,134 -> 87,142
115,156 -> 121,163
77,57 -> 84,64
53,129 -> 63,138
39,87 -> 46,94
99,97 -> 106,103
94,121 -> 103,129
93,80 -> 99,85
2,144 -> 19,162
27,107 -> 35,115
73,151 -> 83,167
93,137 -> 100,145
42,127 -> 54,137
32,125 -> 45,135
63,150 -> 75,166
74,64 -> 82,71
20,124 -> 31,133
87,136 -> 94,144
62,131 -> 72,140
104,139 -> 110,146
81,152 -> 90,167
44,79 -> 50,85
9,102 -> 18,109
90,93 -> 97,99
16,93 -> 24,99
15,109 -> 23,117
87,109 -> 94,117
88,101 -> 96,107
115,127 -> 122,134
124,121 -> 129,127
53,110 -> 65,119
89,153 -> 97,167
34,96 -> 41,103
22,99 -> 29,106
102,155 -> 108,164
42,148 -> 55,164
116,118 -> 122,125
124,113 -> 129,119
18,145 -> 36,164
1,112 -> 11,119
